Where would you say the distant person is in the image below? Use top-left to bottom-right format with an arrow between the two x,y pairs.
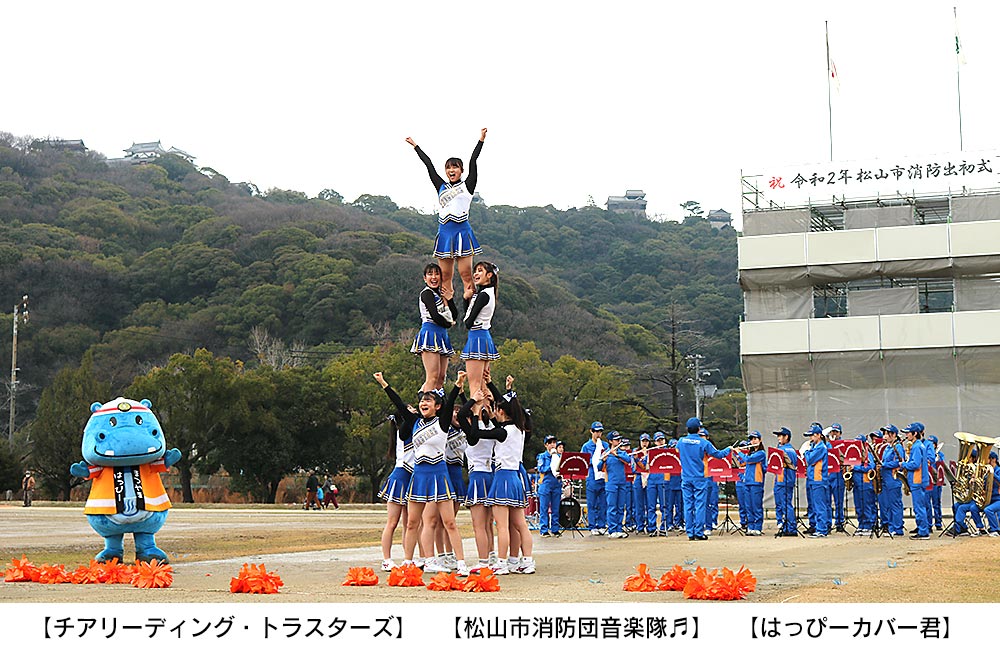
405,128 -> 487,301
304,472 -> 320,511
322,476 -> 340,510
581,422 -> 608,535
678,418 -> 731,541
22,471 -> 35,507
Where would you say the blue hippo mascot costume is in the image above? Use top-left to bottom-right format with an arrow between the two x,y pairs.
69,397 -> 181,563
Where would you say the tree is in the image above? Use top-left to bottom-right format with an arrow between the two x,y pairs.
127,349 -> 242,502
680,200 -> 704,218
351,194 -> 398,215
29,354 -> 111,499
222,366 -> 343,502
317,188 -> 344,204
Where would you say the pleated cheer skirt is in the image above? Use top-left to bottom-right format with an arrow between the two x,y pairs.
434,220 -> 482,259
377,467 -> 412,505
519,463 -> 536,498
411,322 -> 454,355
406,461 -> 455,503
461,329 -> 499,361
464,470 -> 494,507
488,468 -> 527,508
447,464 -> 467,499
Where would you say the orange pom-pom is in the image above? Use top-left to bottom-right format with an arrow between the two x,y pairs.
98,558 -> 135,585
706,565 -> 757,601
657,565 -> 693,591
37,564 -> 70,584
131,559 -> 174,589
342,566 -> 379,587
5,555 -> 41,582
428,571 -> 464,591
462,568 -> 500,593
229,563 -> 283,594
387,564 -> 425,587
682,567 -> 716,600
70,561 -> 105,585
623,563 -> 658,592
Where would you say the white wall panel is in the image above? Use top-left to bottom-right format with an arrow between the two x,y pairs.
809,316 -> 880,352
738,233 -> 807,270
950,221 -> 1000,257
806,229 -> 877,265
954,310 -> 1000,347
876,224 -> 949,261
880,313 -> 954,349
740,320 -> 809,355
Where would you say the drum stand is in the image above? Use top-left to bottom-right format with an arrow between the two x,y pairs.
719,482 -> 744,535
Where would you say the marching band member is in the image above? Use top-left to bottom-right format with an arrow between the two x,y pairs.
929,435 -> 945,531
621,438 -> 638,533
901,422 -> 931,539
804,425 -> 831,537
982,451 -> 1000,536
679,417 -> 732,541
646,432 -> 668,536
597,431 -> 635,538
773,427 -> 798,537
581,422 -> 608,536
851,435 -> 877,535
536,435 -> 562,538
668,438 -> 684,530
733,437 -> 749,531
738,431 -> 766,536
633,434 -> 653,535
874,427 -> 892,534
700,427 -> 720,535
947,447 -> 988,536
827,423 -> 847,533
801,422 -> 822,534
879,425 -> 906,536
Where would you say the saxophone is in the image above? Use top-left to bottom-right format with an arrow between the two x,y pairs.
898,440 -> 912,496
865,442 -> 882,495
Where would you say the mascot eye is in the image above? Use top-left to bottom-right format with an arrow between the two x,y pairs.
135,415 -> 143,425
152,429 -> 159,437
98,433 -> 106,440
109,417 -> 117,427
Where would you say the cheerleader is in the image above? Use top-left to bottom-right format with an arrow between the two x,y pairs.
458,388 -> 507,573
434,400 -> 469,570
488,375 -> 535,575
412,263 -> 459,392
377,413 -> 415,571
462,261 -> 500,407
405,128 -> 487,300
373,371 -> 469,575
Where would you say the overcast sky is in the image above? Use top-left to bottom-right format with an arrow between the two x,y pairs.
5,1 -> 999,227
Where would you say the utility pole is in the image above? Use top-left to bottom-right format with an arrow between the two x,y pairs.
9,294 -> 28,447
686,353 -> 705,421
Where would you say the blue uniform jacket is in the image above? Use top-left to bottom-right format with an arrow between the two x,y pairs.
597,448 -> 634,485
901,440 -> 928,487
581,439 -> 607,482
804,443 -> 828,486
738,449 -> 767,485
678,433 -> 729,481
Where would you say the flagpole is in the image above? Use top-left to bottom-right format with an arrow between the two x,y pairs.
954,6 -> 964,151
826,21 -> 833,162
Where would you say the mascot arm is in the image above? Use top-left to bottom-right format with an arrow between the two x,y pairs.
70,461 -> 92,479
163,448 -> 182,469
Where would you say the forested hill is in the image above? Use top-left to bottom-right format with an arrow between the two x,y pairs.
0,134 -> 741,426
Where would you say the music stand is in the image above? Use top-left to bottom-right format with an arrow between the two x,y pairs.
556,452 -> 590,538
706,457 -> 743,535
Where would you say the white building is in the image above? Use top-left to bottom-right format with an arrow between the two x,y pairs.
739,151 -> 1000,458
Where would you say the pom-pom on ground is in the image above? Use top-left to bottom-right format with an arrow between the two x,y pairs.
342,566 -> 379,587
131,559 -> 174,589
230,563 -> 283,594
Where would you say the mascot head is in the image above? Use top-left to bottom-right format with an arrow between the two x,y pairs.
82,398 -> 166,467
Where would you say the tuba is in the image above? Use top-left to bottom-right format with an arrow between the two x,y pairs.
953,432 -> 999,509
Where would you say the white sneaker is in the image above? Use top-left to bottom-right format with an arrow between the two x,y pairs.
487,555 -> 501,571
380,559 -> 396,572
456,561 -> 470,577
989,531 -> 999,537
413,557 -> 425,568
492,564 -> 510,575
591,529 -> 603,536
423,560 -> 449,573
703,529 -> 712,536
516,558 -> 536,574
441,555 -> 458,571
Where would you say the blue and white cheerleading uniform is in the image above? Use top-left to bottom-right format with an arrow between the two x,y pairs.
411,285 -> 457,356
445,425 -> 468,500
461,286 -> 499,361
488,422 -> 526,508
464,428 -> 496,507
382,384 -> 459,503
413,140 -> 484,259
377,432 -> 414,505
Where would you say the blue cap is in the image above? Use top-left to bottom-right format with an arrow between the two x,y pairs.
748,430 -> 762,439
773,427 -> 792,437
807,424 -> 823,435
668,439 -> 677,448
880,424 -> 899,435
699,427 -> 710,438
591,421 -> 604,431
607,430 -> 621,441
556,440 -> 564,447
991,451 -> 998,461
901,423 -> 920,433
622,438 -> 632,446
831,423 -> 842,432
855,435 -> 867,442
639,433 -> 651,441
929,435 -> 939,445
686,417 -> 702,430
544,435 -> 557,444
654,431 -> 666,440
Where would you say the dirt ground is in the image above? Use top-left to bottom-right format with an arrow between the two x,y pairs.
2,502 -> 997,603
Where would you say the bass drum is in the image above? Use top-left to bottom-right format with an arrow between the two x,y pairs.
559,496 -> 581,529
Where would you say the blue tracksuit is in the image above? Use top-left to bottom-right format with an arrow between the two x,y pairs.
678,433 -> 730,538
631,452 -> 649,532
739,449 -> 766,532
902,440 -> 930,536
774,443 -> 797,534
804,443 -> 831,535
735,466 -> 748,528
581,438 -> 607,531
982,466 -> 1000,532
536,450 -> 562,535
668,464 -> 683,527
828,450 -> 846,527
879,442 -> 905,535
852,451 -> 877,530
930,449 -> 944,527
598,448 -> 634,535
645,452 -> 666,532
